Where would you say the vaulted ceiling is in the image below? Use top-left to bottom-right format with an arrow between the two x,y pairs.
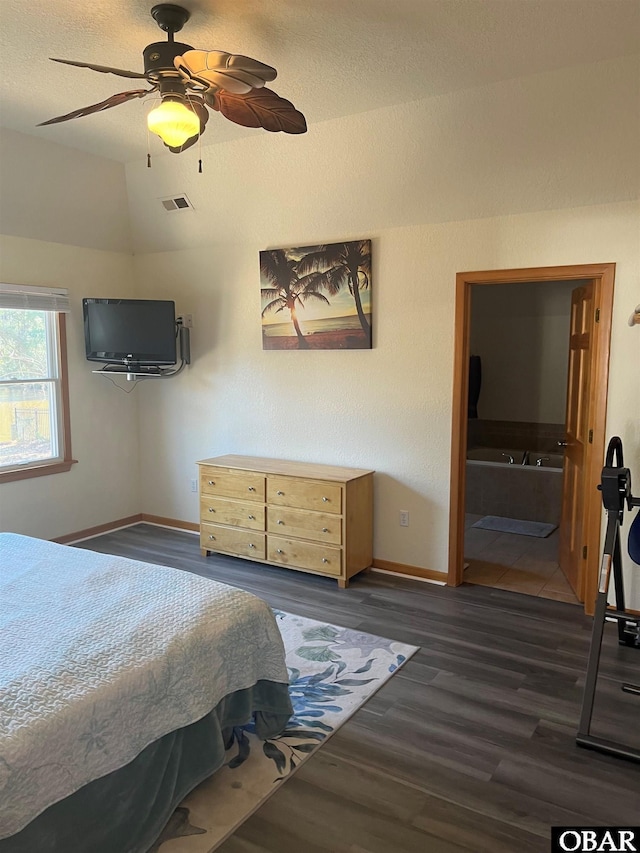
1,0 -> 639,163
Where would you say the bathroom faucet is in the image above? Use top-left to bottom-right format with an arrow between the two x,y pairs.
521,451 -> 530,466
502,453 -> 515,464
536,456 -> 550,467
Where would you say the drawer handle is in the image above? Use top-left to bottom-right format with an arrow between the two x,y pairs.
208,480 -> 215,486
276,548 -> 283,554
322,496 -> 329,502
248,515 -> 255,520
277,519 -> 284,525
248,486 -> 256,492
208,507 -> 215,513
248,543 -> 256,549
322,557 -> 329,563
322,527 -> 329,532
276,490 -> 284,496
208,535 -> 216,541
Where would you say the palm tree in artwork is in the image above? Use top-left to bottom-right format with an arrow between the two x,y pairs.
260,249 -> 331,349
295,240 -> 371,336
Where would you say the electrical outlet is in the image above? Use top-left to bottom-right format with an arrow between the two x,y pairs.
184,314 -> 193,329
190,478 -> 198,493
399,510 -> 409,527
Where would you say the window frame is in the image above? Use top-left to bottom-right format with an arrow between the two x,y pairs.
0,312 -> 75,484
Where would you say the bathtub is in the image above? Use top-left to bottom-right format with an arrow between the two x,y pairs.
467,447 -> 564,469
465,446 -> 564,523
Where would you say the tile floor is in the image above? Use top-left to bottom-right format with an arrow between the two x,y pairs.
463,513 -> 579,604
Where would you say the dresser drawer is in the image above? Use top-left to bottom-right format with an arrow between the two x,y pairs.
200,497 -> 265,531
200,468 -> 265,502
267,476 -> 342,514
267,507 -> 341,544
267,536 -> 342,576
201,523 -> 265,559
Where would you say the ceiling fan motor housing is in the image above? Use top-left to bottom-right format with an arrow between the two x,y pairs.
143,41 -> 194,77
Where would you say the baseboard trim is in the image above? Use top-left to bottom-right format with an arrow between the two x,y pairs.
54,518 -> 448,588
608,605 -> 640,618
54,514 -> 199,545
141,514 -> 199,533
371,559 -> 447,584
53,514 -> 143,544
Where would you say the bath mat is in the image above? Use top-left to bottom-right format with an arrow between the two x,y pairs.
472,516 -> 557,538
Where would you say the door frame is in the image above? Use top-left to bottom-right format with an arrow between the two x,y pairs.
447,263 -> 615,615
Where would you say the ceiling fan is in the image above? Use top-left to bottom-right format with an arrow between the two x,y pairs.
39,3 -> 307,155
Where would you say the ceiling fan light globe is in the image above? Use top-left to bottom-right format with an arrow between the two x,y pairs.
147,99 -> 200,147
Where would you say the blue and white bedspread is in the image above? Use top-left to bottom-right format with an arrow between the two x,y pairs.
0,533 -> 290,838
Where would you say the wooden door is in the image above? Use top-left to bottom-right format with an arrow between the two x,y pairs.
449,264 -> 614,615
558,283 -> 594,598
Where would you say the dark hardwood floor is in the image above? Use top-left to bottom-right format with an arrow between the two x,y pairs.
75,523 -> 640,853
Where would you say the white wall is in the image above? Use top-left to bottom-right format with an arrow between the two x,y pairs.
1,55 -> 638,605
470,281 -> 576,423
124,55 -> 639,255
132,201 -> 640,605
0,129 -> 139,539
0,128 -> 131,253
125,53 -> 639,603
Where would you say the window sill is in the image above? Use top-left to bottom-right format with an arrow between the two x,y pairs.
0,459 -> 77,484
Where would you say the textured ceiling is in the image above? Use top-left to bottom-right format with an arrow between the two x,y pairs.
1,0 -> 639,164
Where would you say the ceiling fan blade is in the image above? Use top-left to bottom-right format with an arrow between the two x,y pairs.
50,58 -> 147,79
38,89 -> 155,126
205,87 -> 307,134
175,50 -> 277,95
165,96 -> 209,153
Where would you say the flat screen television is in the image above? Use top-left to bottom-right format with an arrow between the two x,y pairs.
82,298 -> 177,367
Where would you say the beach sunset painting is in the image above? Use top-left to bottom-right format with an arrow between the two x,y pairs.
260,239 -> 372,349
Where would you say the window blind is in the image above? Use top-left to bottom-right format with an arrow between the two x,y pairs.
0,283 -> 71,313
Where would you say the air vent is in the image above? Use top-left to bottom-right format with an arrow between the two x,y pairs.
160,194 -> 193,212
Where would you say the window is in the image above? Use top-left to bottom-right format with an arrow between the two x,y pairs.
0,284 -> 74,483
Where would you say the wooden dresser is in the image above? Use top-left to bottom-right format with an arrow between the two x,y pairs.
197,455 -> 374,588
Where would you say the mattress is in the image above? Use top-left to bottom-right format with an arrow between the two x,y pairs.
0,533 -> 291,840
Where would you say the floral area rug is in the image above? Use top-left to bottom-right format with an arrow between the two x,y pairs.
155,610 -> 419,852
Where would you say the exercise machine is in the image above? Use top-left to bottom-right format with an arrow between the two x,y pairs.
576,436 -> 640,762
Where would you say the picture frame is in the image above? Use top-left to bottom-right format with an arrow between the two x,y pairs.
260,239 -> 372,350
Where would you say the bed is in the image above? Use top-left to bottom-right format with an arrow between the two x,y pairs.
0,533 -> 293,853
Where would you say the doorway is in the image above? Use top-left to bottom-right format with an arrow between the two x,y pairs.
448,263 -> 615,615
